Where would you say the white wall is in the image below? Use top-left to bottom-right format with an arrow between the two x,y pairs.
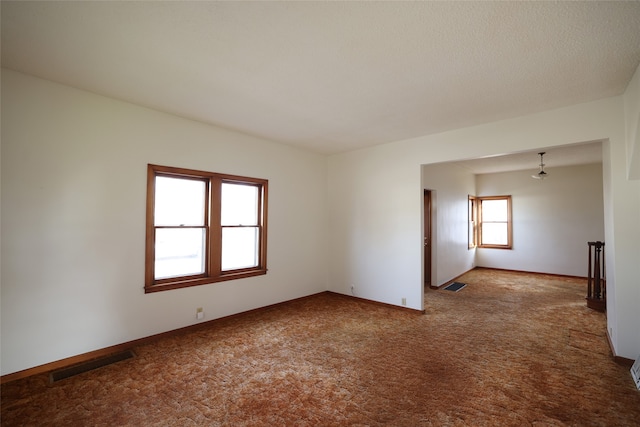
615,62 -> 640,360
3,64 -> 640,376
327,145 -> 423,310
475,163 -> 604,277
623,61 -> 640,180
421,163 -> 476,287
328,95 -> 640,360
0,70 -> 328,375
417,160 -> 604,287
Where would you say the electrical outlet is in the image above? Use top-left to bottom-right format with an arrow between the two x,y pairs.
350,284 -> 355,295
402,298 -> 407,306
196,307 -> 204,320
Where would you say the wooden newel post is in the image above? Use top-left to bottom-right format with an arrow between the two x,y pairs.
587,241 -> 606,312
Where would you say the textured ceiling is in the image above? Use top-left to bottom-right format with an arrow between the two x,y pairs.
2,1 -> 640,156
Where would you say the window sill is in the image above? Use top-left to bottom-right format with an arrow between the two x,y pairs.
144,269 -> 267,293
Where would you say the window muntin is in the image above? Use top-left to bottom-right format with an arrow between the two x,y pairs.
477,195 -> 512,249
145,165 -> 268,293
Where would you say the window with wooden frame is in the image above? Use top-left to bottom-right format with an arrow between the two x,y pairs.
477,195 -> 512,249
145,164 -> 268,293
468,195 -> 477,248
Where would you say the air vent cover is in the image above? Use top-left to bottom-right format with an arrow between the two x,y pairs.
50,350 -> 135,383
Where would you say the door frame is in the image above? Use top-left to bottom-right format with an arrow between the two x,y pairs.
423,189 -> 433,288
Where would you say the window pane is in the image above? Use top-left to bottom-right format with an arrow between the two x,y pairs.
222,227 -> 258,270
482,199 -> 508,222
155,228 -> 206,279
481,223 -> 508,245
155,176 -> 205,226
221,183 -> 258,226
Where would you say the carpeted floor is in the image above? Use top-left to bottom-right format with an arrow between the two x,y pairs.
2,269 -> 639,426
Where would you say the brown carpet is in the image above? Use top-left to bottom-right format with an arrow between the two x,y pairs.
2,269 -> 639,426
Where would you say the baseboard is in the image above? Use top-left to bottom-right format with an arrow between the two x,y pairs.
327,291 -> 426,315
606,329 -> 635,368
1,343 -> 139,385
3,279 -> 620,384
473,266 -> 587,281
432,267 -> 476,289
1,291 -> 328,384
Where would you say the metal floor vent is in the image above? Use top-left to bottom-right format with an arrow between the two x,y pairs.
50,350 -> 135,383
443,282 -> 467,292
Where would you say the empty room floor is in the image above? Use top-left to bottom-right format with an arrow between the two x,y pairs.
2,269 -> 639,426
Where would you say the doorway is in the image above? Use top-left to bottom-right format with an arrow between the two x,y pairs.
423,189 -> 432,287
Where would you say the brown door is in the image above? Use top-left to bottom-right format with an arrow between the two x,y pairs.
424,190 -> 432,287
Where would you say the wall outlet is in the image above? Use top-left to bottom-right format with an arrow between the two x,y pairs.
350,284 -> 355,295
196,307 -> 204,320
402,298 -> 407,306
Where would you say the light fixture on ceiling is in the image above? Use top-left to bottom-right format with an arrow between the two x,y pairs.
532,152 -> 548,180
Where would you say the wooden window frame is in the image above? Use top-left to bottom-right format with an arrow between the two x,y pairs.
477,195 -> 512,249
468,195 -> 477,249
145,164 -> 268,293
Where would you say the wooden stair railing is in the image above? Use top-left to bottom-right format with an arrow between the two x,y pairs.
586,241 -> 606,312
